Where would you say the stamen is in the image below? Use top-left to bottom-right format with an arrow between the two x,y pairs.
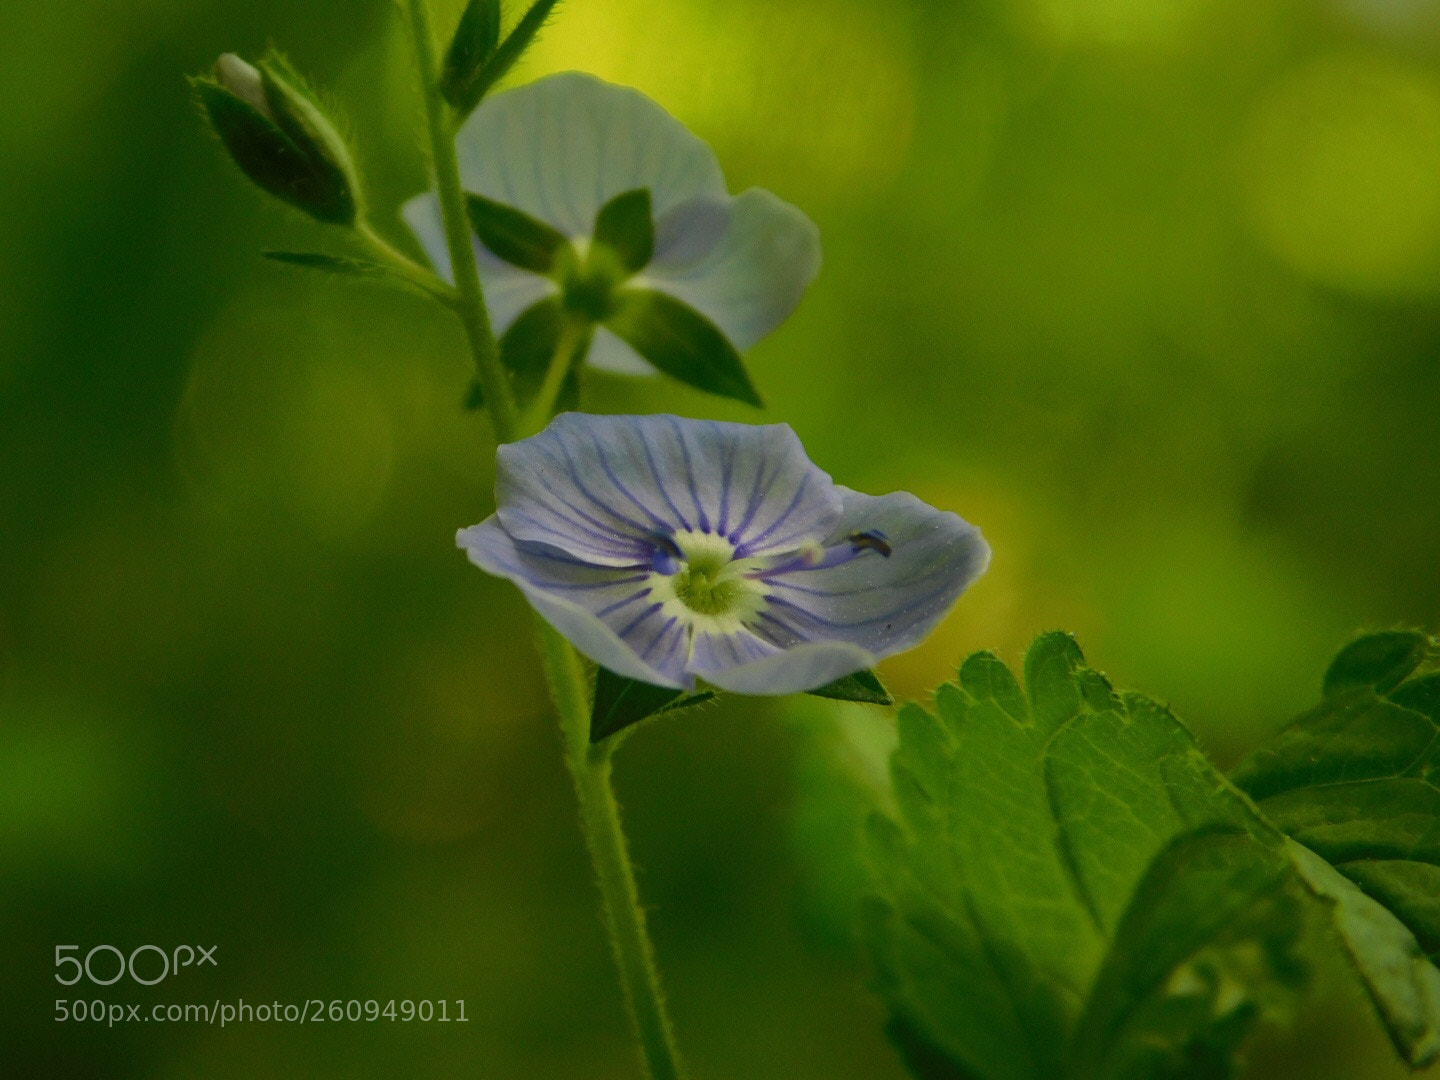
745,530 -> 894,580
649,533 -> 683,575
850,530 -> 892,557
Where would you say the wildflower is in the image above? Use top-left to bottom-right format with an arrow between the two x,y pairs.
459,414 -> 990,694
405,73 -> 821,406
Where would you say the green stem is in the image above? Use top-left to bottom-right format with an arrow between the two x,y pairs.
538,620 -> 687,1080
517,315 -> 592,438
355,222 -> 459,307
403,4 -> 686,1076
404,0 -> 517,441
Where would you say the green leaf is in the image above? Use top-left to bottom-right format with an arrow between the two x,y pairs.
448,0 -> 565,122
466,193 -> 567,273
605,289 -> 763,407
808,669 -> 893,706
499,297 -> 565,395
1231,630 -> 1440,1068
590,667 -> 716,743
593,188 -> 655,274
263,251 -> 386,274
1287,840 -> 1440,1067
1322,629 -> 1430,697
864,637 -> 1304,1080
440,0 -> 502,109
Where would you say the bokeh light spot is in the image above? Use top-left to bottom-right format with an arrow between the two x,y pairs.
1239,52 -> 1440,293
516,0 -> 916,201
175,292 -> 395,537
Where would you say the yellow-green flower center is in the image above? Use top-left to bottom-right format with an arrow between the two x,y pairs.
652,531 -> 767,631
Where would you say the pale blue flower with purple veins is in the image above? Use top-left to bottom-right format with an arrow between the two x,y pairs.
458,413 -> 991,694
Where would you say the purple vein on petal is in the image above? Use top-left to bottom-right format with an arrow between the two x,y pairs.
731,459 -> 774,542
506,504 -> 638,557
552,437 -> 656,537
589,433 -> 673,533
718,437 -> 736,536
512,541 -> 647,571
640,616 -> 680,661
530,575 -> 652,593
765,561 -> 957,600
737,474 -> 809,555
618,602 -> 665,640
766,593 -> 921,632
637,425 -> 692,531
669,416 -> 710,532
596,588 -> 655,619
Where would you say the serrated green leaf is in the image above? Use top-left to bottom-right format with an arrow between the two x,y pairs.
593,188 -> 655,275
466,193 -> 567,273
589,668 -> 716,743
1287,839 -> 1440,1067
440,0 -> 502,109
1231,630 -> 1440,1068
864,635 -> 1303,1080
604,288 -> 763,407
808,669 -> 893,705
1022,630 -> 1085,737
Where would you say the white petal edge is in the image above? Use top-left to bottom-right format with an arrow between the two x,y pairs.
641,188 -> 822,351
458,521 -> 691,690
586,325 -> 659,375
698,639 -> 878,696
454,72 -> 728,238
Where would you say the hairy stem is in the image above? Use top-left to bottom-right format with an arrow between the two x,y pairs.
403,4 -> 686,1075
356,222 -> 459,307
538,620 -> 687,1080
404,0 -> 517,440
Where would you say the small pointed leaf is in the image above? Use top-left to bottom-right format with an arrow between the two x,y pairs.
263,251 -> 386,274
594,188 -> 655,275
591,668 -> 716,743
1323,630 -> 1430,698
441,0 -> 503,108
605,288 -> 762,406
808,669 -> 893,706
449,0 -> 565,121
466,193 -> 567,273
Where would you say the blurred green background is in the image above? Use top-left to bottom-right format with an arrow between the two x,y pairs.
2,0 -> 1438,1076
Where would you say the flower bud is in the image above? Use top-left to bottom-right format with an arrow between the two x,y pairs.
195,51 -> 360,226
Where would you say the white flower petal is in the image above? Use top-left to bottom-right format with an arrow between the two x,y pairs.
652,195 -> 733,270
459,520 -> 691,688
455,72 -> 727,239
696,639 -> 878,696
642,188 -> 821,351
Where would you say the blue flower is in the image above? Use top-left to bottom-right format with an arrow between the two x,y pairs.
404,72 -> 820,381
459,414 -> 991,694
